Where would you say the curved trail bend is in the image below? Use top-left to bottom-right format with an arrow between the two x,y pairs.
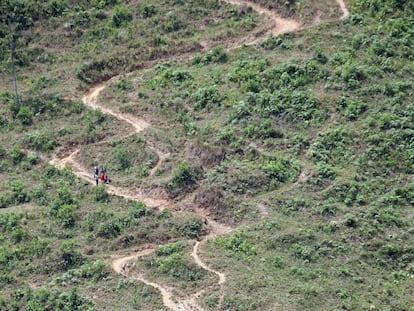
50,0 -> 350,310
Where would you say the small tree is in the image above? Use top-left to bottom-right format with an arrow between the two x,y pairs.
0,0 -> 34,112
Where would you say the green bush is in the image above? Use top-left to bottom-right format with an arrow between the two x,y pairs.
115,149 -> 130,170
10,180 -> 30,204
260,34 -> 291,50
58,240 -> 84,270
169,162 -> 196,189
0,194 -> 11,208
163,11 -> 186,32
344,213 -> 357,227
56,204 -> 76,228
97,219 -> 122,238
45,0 -> 67,17
156,241 -> 186,256
316,161 -> 336,179
173,218 -> 203,239
192,47 -> 227,65
112,5 -> 132,27
150,65 -> 192,87
214,231 -> 257,259
311,127 -> 351,164
337,96 -> 367,120
313,47 -> 328,64
193,85 -> 221,110
291,243 -> 316,262
24,131 -> 57,151
128,201 -> 153,219
31,185 -> 49,206
16,106 -> 33,125
54,182 -> 74,206
94,185 -> 109,202
80,260 -> 109,281
141,4 -> 157,18
262,156 -> 301,183
0,145 -> 6,158
9,145 -> 25,164
230,101 -> 250,121
243,119 -> 283,139
340,62 -> 366,89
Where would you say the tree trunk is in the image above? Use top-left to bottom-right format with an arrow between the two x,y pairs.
9,38 -> 20,109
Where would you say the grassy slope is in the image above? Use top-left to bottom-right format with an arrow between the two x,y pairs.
1,0 -> 414,310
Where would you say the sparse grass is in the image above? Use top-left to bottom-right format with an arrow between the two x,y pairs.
1,0 -> 414,310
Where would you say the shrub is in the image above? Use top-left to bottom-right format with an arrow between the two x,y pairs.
168,162 -> 196,189
173,218 -> 203,239
56,204 -> 76,228
151,65 -> 192,87
214,231 -> 257,259
80,260 -> 109,281
94,185 -> 109,202
230,101 -> 250,121
262,156 -> 301,183
58,240 -> 84,270
0,194 -> 10,208
26,154 -> 39,166
10,180 -> 30,204
291,243 -> 315,262
156,241 -> 186,256
340,62 -> 366,89
141,4 -> 157,18
115,149 -> 130,170
310,127 -> 351,164
45,0 -> 67,17
16,106 -> 33,125
163,11 -> 186,32
316,161 -> 336,179
32,185 -> 49,206
313,47 -> 328,64
244,119 -> 283,139
216,128 -> 235,144
344,213 -> 357,227
193,85 -> 221,110
24,131 -> 57,151
129,201 -> 153,219
97,219 -> 122,238
337,96 -> 367,120
11,227 -> 29,243
260,34 -> 291,50
193,47 -> 228,65
9,145 -> 25,164
112,5 -> 132,27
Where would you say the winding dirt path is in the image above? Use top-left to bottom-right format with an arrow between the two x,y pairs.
112,248 -> 192,311
50,0 -> 350,310
337,0 -> 350,19
220,0 -> 300,47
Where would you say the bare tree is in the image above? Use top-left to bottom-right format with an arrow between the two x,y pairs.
1,0 -> 34,111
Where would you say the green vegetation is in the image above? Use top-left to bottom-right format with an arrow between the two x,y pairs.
1,0 -> 414,310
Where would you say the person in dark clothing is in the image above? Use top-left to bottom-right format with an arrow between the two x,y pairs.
94,166 -> 99,185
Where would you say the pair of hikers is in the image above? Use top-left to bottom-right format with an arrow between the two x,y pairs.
94,165 -> 111,185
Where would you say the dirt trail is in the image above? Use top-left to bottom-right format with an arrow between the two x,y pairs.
337,0 -> 350,19
221,0 -> 300,47
49,0 -> 350,310
112,249 -> 191,311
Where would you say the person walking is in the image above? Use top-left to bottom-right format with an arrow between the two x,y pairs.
94,166 -> 99,185
100,169 -> 105,183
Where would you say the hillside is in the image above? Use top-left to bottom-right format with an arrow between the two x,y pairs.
1,0 -> 414,310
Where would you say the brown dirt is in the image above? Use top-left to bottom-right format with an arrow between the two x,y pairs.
49,0 -> 350,310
